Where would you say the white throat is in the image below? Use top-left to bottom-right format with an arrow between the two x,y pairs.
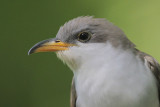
57,42 -> 158,107
57,42 -> 127,71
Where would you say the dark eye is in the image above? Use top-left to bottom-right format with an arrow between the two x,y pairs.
77,32 -> 91,42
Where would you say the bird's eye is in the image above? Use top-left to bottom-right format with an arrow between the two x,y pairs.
77,32 -> 91,42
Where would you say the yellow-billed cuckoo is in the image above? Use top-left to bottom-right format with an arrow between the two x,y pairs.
28,16 -> 160,107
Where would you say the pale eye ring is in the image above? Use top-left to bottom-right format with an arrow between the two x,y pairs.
77,32 -> 91,42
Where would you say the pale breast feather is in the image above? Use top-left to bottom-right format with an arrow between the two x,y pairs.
136,49 -> 160,102
70,77 -> 77,107
70,49 -> 160,107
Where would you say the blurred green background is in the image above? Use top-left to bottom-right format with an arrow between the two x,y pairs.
0,0 -> 160,107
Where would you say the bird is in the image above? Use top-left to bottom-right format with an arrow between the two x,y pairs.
28,16 -> 160,107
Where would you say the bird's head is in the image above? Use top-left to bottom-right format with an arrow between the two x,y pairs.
28,16 -> 134,71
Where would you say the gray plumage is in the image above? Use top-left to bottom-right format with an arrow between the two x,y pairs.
56,16 -> 160,107
28,16 -> 160,107
56,16 -> 135,49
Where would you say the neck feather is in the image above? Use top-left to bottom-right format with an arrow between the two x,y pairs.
57,42 -> 136,72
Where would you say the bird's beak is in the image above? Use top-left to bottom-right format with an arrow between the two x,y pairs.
28,38 -> 75,55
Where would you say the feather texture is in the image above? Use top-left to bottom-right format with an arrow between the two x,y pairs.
136,49 -> 160,103
70,48 -> 160,107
